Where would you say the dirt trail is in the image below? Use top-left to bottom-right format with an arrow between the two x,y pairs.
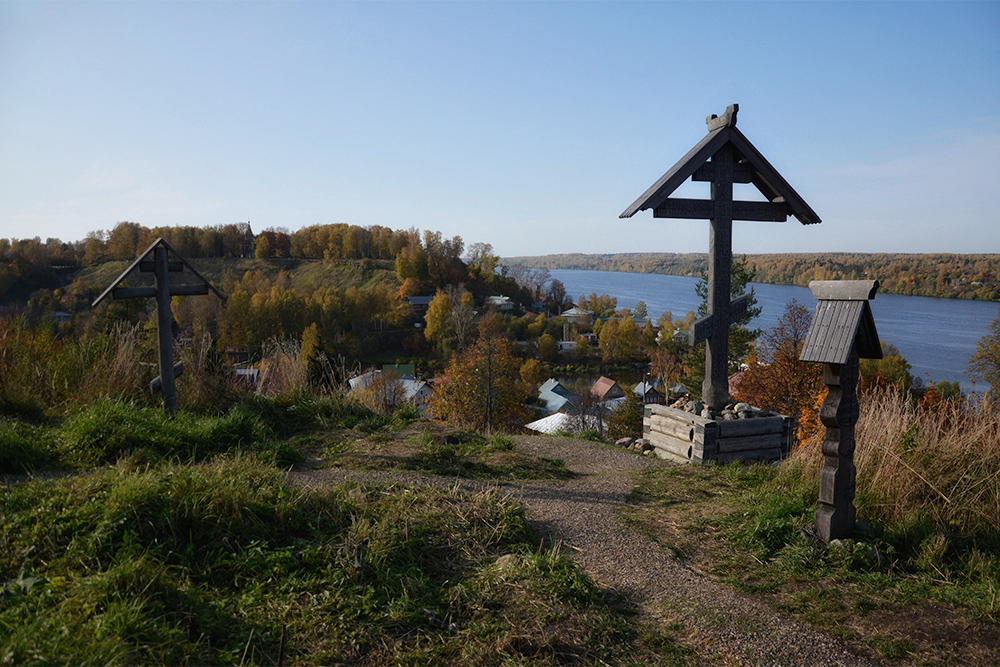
291,436 -> 878,667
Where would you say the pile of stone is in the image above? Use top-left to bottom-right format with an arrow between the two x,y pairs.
614,437 -> 655,455
669,396 -> 773,421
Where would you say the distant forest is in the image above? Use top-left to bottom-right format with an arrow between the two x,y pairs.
505,252 -> 1000,302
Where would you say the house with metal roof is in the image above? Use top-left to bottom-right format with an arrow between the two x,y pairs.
537,378 -> 577,414
591,376 -> 625,402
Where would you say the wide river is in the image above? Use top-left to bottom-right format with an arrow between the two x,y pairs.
550,269 -> 1000,395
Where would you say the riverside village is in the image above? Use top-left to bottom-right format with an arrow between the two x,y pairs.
3,100 -> 999,666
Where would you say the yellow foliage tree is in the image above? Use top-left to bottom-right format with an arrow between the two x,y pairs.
430,323 -> 528,434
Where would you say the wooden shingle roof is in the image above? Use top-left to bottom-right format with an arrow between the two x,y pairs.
800,280 -> 882,365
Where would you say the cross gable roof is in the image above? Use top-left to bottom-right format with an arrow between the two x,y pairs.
620,107 -> 820,225
92,237 -> 225,307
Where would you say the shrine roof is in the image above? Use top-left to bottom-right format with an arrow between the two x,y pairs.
800,280 -> 882,365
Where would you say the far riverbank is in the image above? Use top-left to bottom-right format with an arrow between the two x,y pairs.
549,269 -> 999,395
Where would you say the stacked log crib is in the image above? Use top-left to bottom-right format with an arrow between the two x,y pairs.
643,404 -> 794,465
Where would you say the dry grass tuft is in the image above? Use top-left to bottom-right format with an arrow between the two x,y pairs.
791,388 -> 1000,535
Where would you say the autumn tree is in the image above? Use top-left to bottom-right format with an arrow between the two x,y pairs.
860,342 -> 915,397
730,300 -> 820,427
968,310 -> 1000,401
519,358 -> 547,393
599,313 -> 638,363
606,392 -> 644,440
538,333 -> 559,363
359,371 -> 406,414
650,346 -> 681,399
424,289 -> 453,352
431,319 -> 528,434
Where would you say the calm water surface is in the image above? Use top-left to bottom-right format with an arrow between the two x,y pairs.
550,269 -> 1000,394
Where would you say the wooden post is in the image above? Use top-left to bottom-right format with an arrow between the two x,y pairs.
704,143 -> 734,412
153,245 -> 177,416
815,349 -> 860,541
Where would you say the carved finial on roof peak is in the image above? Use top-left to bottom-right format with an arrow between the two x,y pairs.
706,104 -> 739,131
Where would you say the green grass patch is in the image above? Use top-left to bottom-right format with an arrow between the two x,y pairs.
56,398 -> 298,467
1,456 -> 690,665
0,420 -> 58,474
624,458 -> 1000,664
404,431 -> 575,481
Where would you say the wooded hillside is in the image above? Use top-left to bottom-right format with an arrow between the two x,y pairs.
505,252 -> 1000,301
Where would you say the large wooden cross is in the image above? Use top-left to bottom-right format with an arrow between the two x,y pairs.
621,104 -> 821,411
92,238 -> 225,415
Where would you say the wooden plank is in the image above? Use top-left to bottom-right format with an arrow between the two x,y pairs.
153,246 -> 178,416
727,126 -> 821,225
620,127 -> 731,219
647,431 -> 695,461
730,294 -> 748,323
648,417 -> 696,442
715,448 -> 782,464
689,313 -> 714,346
716,432 -> 785,453
150,361 -> 184,394
653,197 -> 715,219
716,416 -> 787,438
731,200 -> 788,222
647,403 -> 714,427
692,162 -> 753,183
808,280 -> 879,302
112,286 -> 157,299
168,284 -> 210,297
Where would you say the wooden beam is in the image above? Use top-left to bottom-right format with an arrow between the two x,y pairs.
153,246 -> 178,416
730,294 -> 749,323
731,200 -> 788,222
654,198 -> 787,222
808,280 -> 879,301
692,162 -> 753,183
140,260 -> 183,272
150,361 -> 184,394
168,285 -> 210,297
689,313 -> 714,347
620,127 -> 731,218
112,287 -> 157,299
653,198 -> 715,219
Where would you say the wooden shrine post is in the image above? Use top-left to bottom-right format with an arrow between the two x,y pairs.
92,238 -> 225,416
800,280 -> 882,541
621,104 -> 821,411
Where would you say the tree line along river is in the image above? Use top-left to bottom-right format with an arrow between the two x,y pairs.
549,269 -> 1000,395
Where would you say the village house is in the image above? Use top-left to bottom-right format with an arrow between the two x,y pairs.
633,380 -> 665,405
560,306 -> 592,327
537,378 -> 577,414
485,295 -> 514,311
591,376 -> 625,402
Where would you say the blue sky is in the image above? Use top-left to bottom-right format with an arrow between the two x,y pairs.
2,1 -> 998,258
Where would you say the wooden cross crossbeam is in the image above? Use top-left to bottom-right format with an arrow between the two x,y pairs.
92,238 -> 225,415
621,104 -> 820,411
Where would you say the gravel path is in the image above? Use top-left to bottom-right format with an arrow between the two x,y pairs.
291,437 -> 878,667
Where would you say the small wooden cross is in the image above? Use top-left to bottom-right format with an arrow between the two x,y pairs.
621,104 -> 820,411
92,238 -> 225,415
